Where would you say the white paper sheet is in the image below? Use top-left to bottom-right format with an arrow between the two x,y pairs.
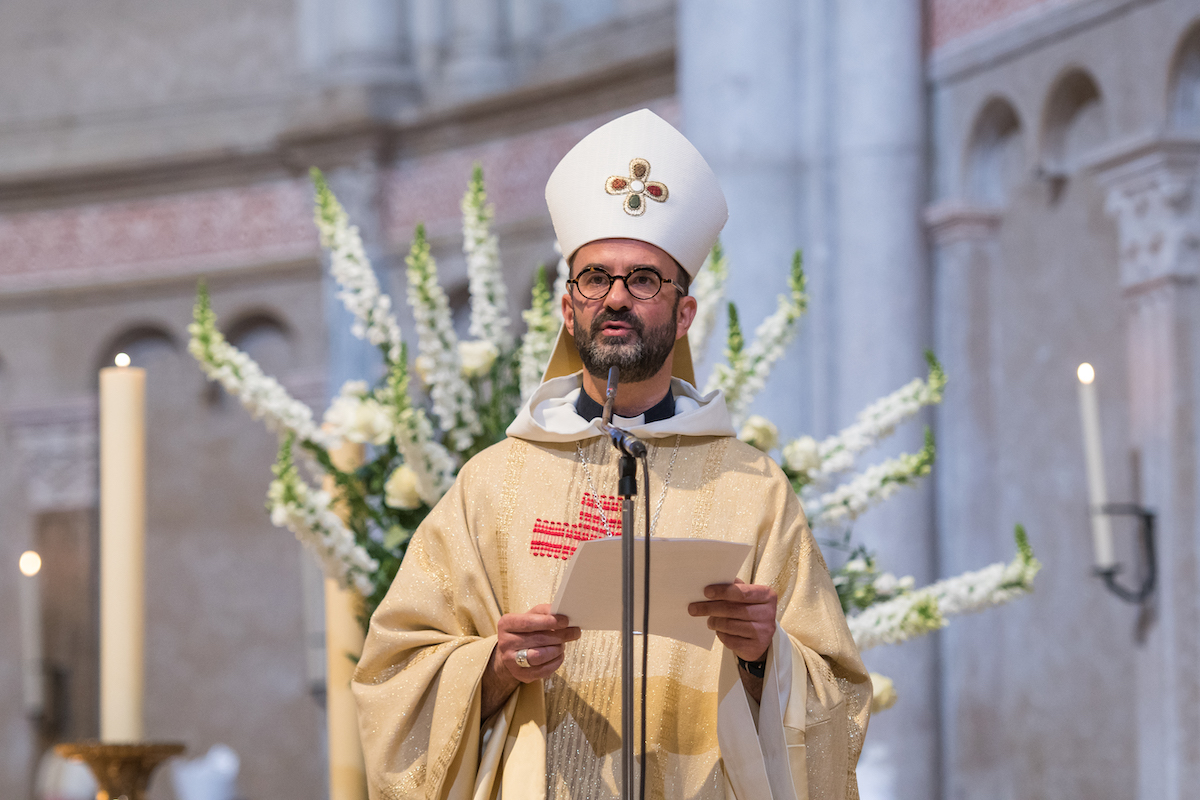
550,537 -> 753,649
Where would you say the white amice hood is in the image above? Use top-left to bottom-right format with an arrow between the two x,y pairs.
506,372 -> 737,443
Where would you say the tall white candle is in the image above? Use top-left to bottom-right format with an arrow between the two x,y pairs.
1077,363 -> 1115,569
323,440 -> 367,800
18,550 -> 44,716
99,352 -> 147,742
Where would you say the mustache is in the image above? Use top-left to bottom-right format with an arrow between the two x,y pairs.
590,310 -> 644,336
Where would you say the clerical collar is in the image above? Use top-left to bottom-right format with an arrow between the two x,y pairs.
576,386 -> 676,424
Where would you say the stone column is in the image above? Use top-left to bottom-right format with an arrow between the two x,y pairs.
1094,138 -> 1200,800
680,2 -> 936,797
830,4 -> 935,800
926,203 -> 1005,800
677,0 -> 807,430
296,0 -> 419,116
443,0 -> 510,101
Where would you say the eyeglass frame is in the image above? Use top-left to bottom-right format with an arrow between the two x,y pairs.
566,266 -> 688,301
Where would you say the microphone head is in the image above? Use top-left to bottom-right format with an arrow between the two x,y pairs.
606,366 -> 619,400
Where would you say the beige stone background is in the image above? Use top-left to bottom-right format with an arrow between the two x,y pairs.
1,1 -> 1199,799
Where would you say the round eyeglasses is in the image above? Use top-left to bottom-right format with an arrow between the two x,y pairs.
567,267 -> 686,301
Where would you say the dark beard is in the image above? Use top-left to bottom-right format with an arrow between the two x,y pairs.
574,306 -> 678,383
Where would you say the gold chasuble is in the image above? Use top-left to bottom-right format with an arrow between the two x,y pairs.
354,376 -> 871,800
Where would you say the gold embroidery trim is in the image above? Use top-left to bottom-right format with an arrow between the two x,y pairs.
495,439 -> 528,612
689,438 -> 728,540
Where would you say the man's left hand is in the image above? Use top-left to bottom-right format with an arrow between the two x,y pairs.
687,578 -> 777,663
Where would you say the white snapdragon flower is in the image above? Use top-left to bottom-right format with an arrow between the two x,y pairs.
459,340 -> 499,378
188,294 -> 337,451
413,355 -> 435,384
738,415 -> 779,452
461,166 -> 512,351
688,242 -> 729,367
783,436 -> 821,474
384,465 -> 422,510
312,170 -> 405,364
848,532 -> 1040,652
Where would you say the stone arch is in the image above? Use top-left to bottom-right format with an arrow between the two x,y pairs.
223,308 -> 295,376
1040,67 -> 1107,173
1168,20 -> 1200,131
95,324 -> 180,375
964,96 -> 1023,207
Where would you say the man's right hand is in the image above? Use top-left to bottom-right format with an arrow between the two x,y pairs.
481,604 -> 581,720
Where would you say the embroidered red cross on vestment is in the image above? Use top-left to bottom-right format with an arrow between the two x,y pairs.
530,492 -> 622,559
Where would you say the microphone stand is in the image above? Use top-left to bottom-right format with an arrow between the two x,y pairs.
598,367 -> 645,800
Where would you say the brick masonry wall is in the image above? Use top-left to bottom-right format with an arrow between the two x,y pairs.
928,0 -> 1082,50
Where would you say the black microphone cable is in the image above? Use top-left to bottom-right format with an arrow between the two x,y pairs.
638,451 -> 651,800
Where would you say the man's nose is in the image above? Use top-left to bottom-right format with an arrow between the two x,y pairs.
604,275 -> 634,309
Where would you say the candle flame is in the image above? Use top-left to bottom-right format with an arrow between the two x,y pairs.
114,353 -> 131,368
18,551 -> 41,577
1077,363 -> 1095,385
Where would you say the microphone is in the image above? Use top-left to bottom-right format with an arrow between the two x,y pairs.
603,366 -> 618,427
598,366 -> 647,457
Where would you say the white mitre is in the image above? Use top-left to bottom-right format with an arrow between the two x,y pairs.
541,108 -> 729,385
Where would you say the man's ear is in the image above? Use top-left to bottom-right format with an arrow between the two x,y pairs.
561,291 -> 575,333
675,295 -> 698,341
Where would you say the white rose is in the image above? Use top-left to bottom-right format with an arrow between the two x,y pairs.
323,395 -> 360,438
783,436 -> 822,474
384,465 -> 422,510
738,415 -> 779,452
414,355 -> 435,384
459,340 -> 499,378
340,379 -> 369,397
350,398 -> 393,446
873,572 -> 898,594
870,672 -> 898,713
325,395 -> 393,445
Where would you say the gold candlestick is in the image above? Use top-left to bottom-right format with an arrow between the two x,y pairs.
55,742 -> 184,800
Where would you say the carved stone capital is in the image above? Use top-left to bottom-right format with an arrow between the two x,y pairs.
1091,136 -> 1200,292
6,398 -> 98,511
924,202 -> 1003,246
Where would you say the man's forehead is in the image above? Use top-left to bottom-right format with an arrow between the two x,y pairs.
571,238 -> 676,270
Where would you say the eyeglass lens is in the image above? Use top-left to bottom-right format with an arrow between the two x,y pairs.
575,268 -> 663,299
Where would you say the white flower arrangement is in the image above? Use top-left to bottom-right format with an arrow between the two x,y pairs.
383,349 -> 457,507
706,252 -> 807,425
188,288 -> 337,451
519,265 -> 559,402
848,526 -> 1041,651
462,165 -> 512,351
311,169 -> 404,364
804,429 -> 936,529
800,355 -> 947,488
268,434 -> 378,597
406,225 -> 482,452
323,381 -> 393,446
551,244 -> 569,324
738,414 -> 779,453
687,240 -> 729,363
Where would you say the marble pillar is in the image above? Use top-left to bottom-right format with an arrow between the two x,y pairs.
926,203 -> 1005,800
1094,137 -> 1200,800
830,4 -> 936,799
677,0 -> 807,431
443,0 -> 510,101
679,2 -> 936,797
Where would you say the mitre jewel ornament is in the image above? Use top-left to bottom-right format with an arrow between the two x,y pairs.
605,158 -> 669,216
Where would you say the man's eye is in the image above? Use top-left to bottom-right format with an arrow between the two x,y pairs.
628,272 -> 658,288
580,273 -> 610,288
